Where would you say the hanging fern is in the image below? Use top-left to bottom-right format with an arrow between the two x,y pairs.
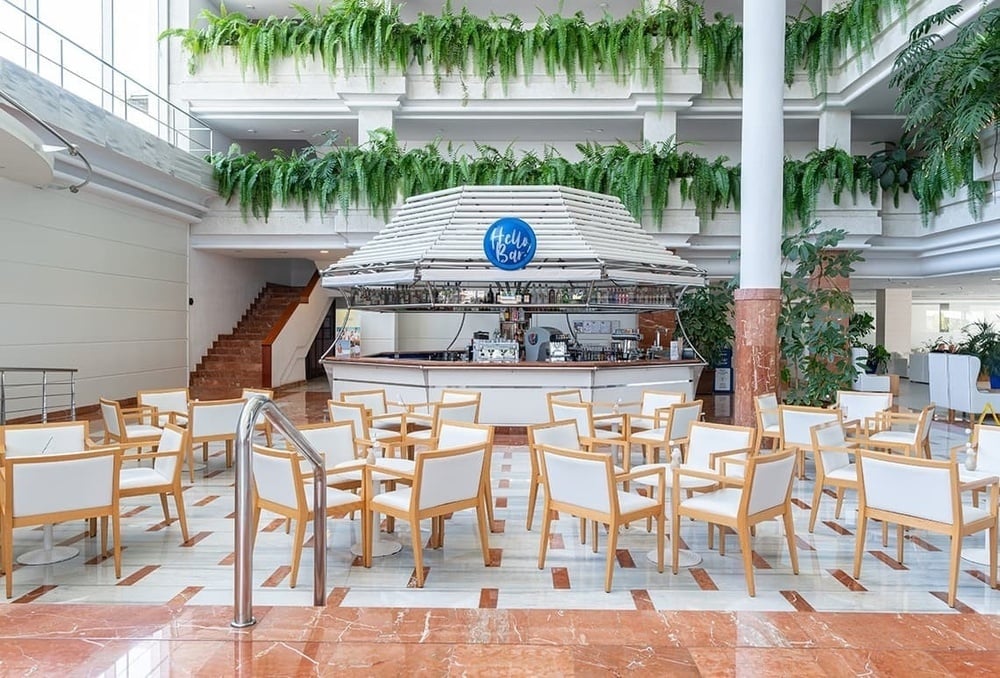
211,130 -> 887,229
162,0 -> 909,96
891,5 -> 1000,223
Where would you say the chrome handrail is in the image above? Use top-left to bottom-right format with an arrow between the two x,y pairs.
0,367 -> 77,425
0,0 -> 218,155
233,395 -> 327,628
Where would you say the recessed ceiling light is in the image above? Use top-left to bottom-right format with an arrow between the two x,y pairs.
992,277 -> 1000,282
320,250 -> 329,254
246,128 -> 256,134
245,3 -> 255,8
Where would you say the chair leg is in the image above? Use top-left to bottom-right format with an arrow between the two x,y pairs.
476,500 -> 491,566
946,534 -> 962,608
100,516 -> 109,558
538,502 -> 553,570
808,479 -> 824,533
111,512 -> 122,579
896,524 -> 905,565
853,515 -> 868,580
159,494 -> 171,523
604,521 -> 619,593
187,445 -> 196,483
882,520 -> 889,547
410,518 -> 425,587
834,489 -> 845,519
3,517 -> 13,597
483,477 -> 497,532
719,525 -> 727,556
990,524 -> 998,590
591,520 -> 599,553
655,511 -> 665,574
580,517 -> 587,545
671,509 -> 681,575
173,490 -> 190,543
783,511 -> 799,574
738,527 -> 755,597
289,518 -> 306,588
89,516 -> 97,538
526,475 -> 540,531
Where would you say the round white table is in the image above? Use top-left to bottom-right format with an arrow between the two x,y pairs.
17,524 -> 79,565
632,463 -> 713,569
349,458 -> 409,558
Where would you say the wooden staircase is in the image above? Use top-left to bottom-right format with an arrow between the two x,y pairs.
190,283 -> 305,400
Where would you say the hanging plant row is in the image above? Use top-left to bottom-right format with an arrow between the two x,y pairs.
162,0 -> 909,95
209,130 -> 889,228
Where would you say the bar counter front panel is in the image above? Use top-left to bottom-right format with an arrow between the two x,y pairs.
324,358 -> 703,425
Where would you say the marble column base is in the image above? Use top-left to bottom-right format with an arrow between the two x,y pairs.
733,288 -> 781,428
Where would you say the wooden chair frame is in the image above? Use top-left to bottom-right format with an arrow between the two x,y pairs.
99,397 -> 162,454
867,404 -> 935,459
853,450 -> 998,608
672,448 -> 799,596
119,423 -> 191,543
537,444 -> 666,592
187,398 -> 245,481
136,387 -> 190,427
363,441 -> 491,587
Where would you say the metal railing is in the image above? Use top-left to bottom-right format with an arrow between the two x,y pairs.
0,1 -> 218,155
0,367 -> 76,425
233,395 -> 327,628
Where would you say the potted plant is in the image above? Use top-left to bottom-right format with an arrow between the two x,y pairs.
863,343 -> 891,375
677,281 -> 735,393
960,320 -> 1000,388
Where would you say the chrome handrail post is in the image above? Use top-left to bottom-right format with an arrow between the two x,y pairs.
233,395 -> 327,629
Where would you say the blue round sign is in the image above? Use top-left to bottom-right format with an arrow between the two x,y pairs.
483,217 -> 536,271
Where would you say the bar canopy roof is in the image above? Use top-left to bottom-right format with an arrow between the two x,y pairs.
321,185 -> 706,289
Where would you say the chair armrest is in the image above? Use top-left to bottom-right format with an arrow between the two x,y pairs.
405,412 -> 433,425
123,449 -> 180,463
593,412 -> 626,425
959,474 -> 1000,494
618,465 -> 666,485
122,404 -> 158,425
673,466 -> 742,487
370,411 -> 404,423
366,462 -> 413,482
708,447 -> 752,469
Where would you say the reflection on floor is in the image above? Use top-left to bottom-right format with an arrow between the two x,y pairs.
1,377 -> 998,674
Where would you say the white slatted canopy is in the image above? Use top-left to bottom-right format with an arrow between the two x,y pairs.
321,185 -> 706,288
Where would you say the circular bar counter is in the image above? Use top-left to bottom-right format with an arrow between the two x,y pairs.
323,357 -> 704,426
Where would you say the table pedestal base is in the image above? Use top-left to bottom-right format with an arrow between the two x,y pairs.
647,548 -> 701,568
352,536 -> 402,558
17,525 -> 79,565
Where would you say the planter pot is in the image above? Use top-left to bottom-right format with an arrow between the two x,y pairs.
696,368 -> 715,395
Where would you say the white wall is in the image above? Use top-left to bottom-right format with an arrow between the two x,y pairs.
188,250 -> 271,367
0,178 -> 188,406
270,284 -> 333,386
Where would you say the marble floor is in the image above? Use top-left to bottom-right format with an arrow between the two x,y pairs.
1,378 -> 998,675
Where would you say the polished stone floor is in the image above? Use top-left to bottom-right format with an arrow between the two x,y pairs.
1,378 -> 998,675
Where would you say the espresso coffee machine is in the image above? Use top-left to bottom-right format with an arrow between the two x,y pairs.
525,326 -> 568,362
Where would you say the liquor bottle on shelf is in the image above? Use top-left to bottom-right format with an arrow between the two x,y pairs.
486,285 -> 495,304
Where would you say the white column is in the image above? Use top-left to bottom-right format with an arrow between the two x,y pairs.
819,109 -> 852,150
643,110 -> 677,144
876,289 -> 913,357
738,0 -> 785,290
342,94 -> 401,145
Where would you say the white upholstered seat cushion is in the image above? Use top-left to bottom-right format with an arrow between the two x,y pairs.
826,464 -> 857,482
868,431 -> 917,445
125,424 -> 163,438
304,487 -> 362,511
678,488 -> 742,519
119,467 -> 170,490
617,491 -> 658,514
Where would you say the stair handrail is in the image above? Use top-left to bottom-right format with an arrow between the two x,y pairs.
0,366 -> 77,424
233,394 -> 326,628
261,272 -> 321,388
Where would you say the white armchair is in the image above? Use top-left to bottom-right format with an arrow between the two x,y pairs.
778,405 -> 843,479
629,400 -> 703,464
1,446 -> 122,597
364,441 -> 491,587
118,423 -> 190,543
808,420 -> 860,533
99,397 -> 162,454
537,444 -> 665,592
0,421 -> 98,457
853,450 -> 998,608
137,388 -> 190,427
832,389 -> 893,435
187,398 -> 245,480
525,419 -> 584,531
672,448 -> 799,596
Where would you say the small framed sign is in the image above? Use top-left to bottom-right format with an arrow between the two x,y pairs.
483,217 -> 536,271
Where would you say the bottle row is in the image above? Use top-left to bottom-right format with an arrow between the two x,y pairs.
348,284 -> 677,308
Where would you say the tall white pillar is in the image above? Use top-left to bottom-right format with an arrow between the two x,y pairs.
734,0 -> 785,426
738,0 -> 785,291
